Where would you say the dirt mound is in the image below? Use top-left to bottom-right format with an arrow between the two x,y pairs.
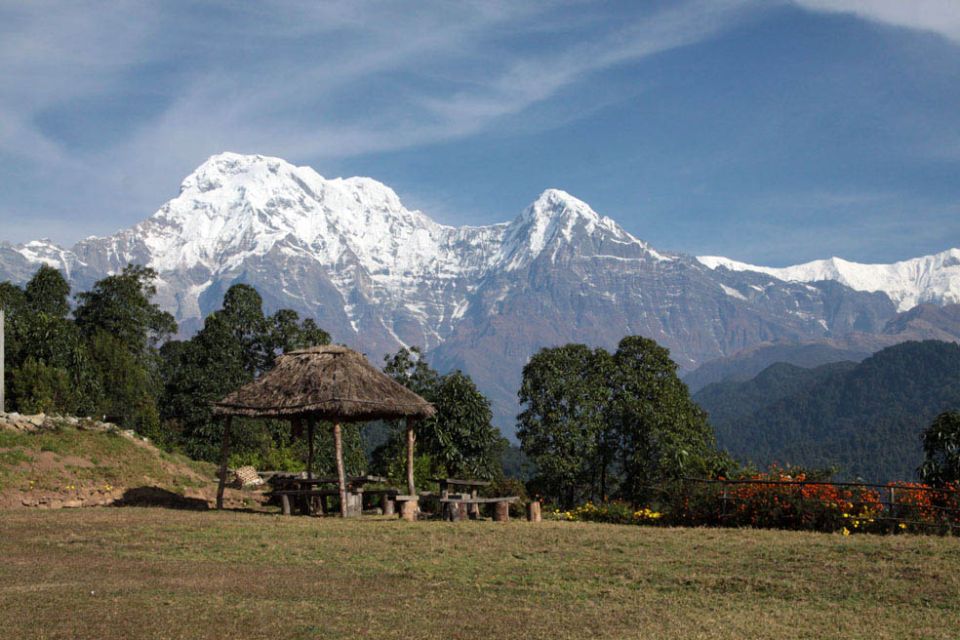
0,412 -> 266,510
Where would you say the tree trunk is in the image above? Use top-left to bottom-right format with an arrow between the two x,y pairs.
215,417 -> 233,510
334,422 -> 347,518
406,417 -> 416,496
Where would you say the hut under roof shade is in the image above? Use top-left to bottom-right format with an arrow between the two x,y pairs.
213,345 -> 435,422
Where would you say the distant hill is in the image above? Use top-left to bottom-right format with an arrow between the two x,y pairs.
683,304 -> 960,393
694,341 -> 960,482
683,343 -> 870,393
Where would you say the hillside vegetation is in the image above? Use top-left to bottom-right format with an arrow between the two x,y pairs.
694,341 -> 960,482
0,413 -> 223,509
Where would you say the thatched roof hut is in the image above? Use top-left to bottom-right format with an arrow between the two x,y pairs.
213,345 -> 435,422
211,345 -> 434,516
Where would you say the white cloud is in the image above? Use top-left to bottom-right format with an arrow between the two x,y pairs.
0,0 -> 760,244
792,0 -> 960,44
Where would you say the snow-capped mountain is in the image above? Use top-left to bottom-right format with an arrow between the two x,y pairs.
698,250 -> 960,312
1,152 -> 957,431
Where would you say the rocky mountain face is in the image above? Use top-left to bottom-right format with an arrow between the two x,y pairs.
2,152 -> 957,432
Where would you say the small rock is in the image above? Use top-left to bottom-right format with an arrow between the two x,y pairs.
62,499 -> 83,508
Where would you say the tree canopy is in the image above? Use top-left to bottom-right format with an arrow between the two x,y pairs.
919,411 -> 960,486
518,336 -> 721,507
375,347 -> 505,484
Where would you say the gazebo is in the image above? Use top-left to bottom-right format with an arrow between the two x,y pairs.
212,345 -> 436,516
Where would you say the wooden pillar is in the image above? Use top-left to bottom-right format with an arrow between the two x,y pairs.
406,417 -> 416,497
468,488 -> 480,519
400,499 -> 417,521
444,501 -> 461,522
215,416 -> 233,510
333,422 -> 347,517
493,501 -> 510,522
527,501 -> 542,522
381,494 -> 395,516
306,418 -> 315,480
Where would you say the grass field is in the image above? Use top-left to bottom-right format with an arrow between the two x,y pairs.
1,508 -> 958,639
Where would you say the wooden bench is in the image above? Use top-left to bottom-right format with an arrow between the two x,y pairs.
439,495 -> 519,521
271,488 -> 340,516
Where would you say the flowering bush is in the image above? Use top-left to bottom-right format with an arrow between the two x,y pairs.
664,470 -> 960,535
549,473 -> 960,535
552,501 -> 663,526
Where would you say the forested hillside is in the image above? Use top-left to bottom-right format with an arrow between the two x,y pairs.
694,341 -> 960,482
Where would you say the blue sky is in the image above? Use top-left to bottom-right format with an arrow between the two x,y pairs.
1,0 -> 958,265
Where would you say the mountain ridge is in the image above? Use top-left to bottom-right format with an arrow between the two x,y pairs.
2,152 -> 958,433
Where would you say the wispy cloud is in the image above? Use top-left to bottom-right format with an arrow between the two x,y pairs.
0,0 -> 756,243
792,0 -> 960,44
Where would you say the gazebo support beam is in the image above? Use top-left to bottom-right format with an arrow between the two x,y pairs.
306,418 -> 315,480
406,417 -> 416,497
215,416 -> 233,510
333,422 -> 347,517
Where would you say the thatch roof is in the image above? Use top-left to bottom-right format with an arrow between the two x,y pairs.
212,345 -> 436,421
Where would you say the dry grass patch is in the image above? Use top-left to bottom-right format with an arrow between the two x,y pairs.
0,508 -> 958,639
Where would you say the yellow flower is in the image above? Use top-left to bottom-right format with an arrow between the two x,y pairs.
841,527 -> 850,536
898,523 -> 907,530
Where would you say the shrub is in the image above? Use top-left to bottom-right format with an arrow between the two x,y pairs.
553,500 -> 663,525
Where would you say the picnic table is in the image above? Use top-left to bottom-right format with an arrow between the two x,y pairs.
431,477 -> 518,521
271,474 -> 395,517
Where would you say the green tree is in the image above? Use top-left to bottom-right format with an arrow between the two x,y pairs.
24,265 -> 70,317
517,336 -> 723,507
160,283 -> 331,461
10,358 -> 76,415
610,336 -> 718,503
377,347 -> 503,483
919,411 -> 960,485
74,264 -> 176,354
86,331 -> 163,441
73,266 -> 173,432
517,344 -> 613,507
2,269 -> 93,415
430,371 -> 505,478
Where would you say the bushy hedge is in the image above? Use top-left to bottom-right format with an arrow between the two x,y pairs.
549,470 -> 960,535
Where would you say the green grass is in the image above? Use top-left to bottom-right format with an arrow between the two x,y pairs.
1,508 -> 958,639
0,426 -> 215,492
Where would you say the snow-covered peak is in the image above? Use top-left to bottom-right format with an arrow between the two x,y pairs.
135,152 -> 454,276
496,188 -> 656,270
698,249 -> 960,311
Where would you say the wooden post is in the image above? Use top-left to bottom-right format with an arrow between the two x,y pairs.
215,416 -> 233,510
468,488 -> 480,519
406,417 -> 416,497
333,422 -> 347,517
381,494 -> 395,516
444,501 -> 461,522
306,418 -> 315,480
400,499 -> 417,521
493,501 -> 510,522
527,501 -> 542,523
